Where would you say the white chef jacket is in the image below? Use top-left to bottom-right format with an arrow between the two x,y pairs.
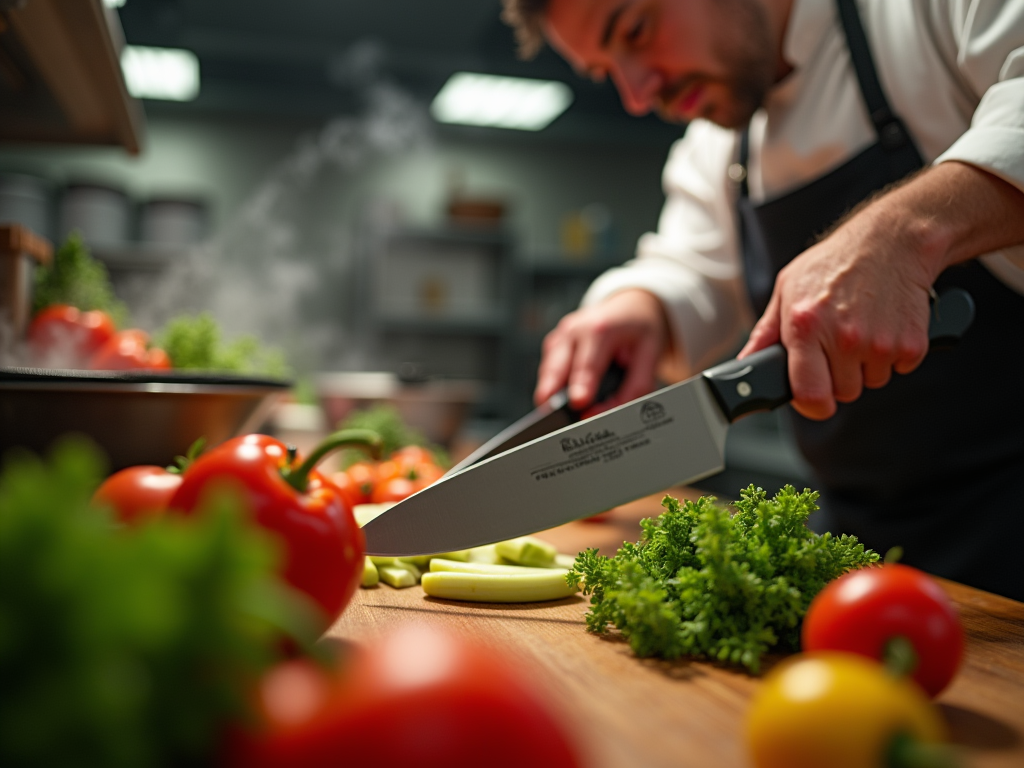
582,0 -> 1024,376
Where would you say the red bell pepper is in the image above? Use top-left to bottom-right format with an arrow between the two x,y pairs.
169,429 -> 381,628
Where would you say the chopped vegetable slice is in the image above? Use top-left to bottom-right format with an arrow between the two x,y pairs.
429,558 -> 559,576
361,558 -> 379,588
422,570 -> 578,603
379,566 -> 418,589
496,536 -> 558,567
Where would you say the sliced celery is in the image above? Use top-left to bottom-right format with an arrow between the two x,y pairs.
369,557 -> 421,580
361,557 -> 379,587
421,570 -> 578,603
352,503 -> 395,528
495,536 -> 557,567
552,552 -> 577,569
379,566 -> 418,589
436,549 -> 472,562
429,558 -> 557,576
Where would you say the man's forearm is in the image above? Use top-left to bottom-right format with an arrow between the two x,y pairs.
859,160 -> 1024,285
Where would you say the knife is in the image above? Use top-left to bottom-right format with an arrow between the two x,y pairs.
362,288 -> 975,556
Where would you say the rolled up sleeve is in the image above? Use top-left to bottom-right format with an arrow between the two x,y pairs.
936,0 -> 1024,292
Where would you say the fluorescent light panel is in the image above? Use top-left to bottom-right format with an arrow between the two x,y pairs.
121,45 -> 200,101
431,72 -> 573,131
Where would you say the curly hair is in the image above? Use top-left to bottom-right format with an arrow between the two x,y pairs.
501,0 -> 551,59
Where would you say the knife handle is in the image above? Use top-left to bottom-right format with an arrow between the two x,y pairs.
564,361 -> 627,418
703,288 -> 975,422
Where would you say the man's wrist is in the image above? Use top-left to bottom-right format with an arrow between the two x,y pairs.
860,192 -> 955,286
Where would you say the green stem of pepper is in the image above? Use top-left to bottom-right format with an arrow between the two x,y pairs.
883,635 -> 919,678
281,428 -> 383,493
887,733 -> 962,768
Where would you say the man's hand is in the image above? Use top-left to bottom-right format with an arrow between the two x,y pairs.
739,161 -> 1024,420
535,288 -> 670,415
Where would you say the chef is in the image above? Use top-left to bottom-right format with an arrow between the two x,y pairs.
500,0 -> 1024,600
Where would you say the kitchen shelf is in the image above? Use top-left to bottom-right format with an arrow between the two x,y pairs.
0,0 -> 143,153
92,243 -> 185,272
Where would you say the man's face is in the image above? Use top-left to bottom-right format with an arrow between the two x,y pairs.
545,0 -> 777,129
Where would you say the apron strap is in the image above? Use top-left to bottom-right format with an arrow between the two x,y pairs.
738,0 -> 914,184
835,0 -> 912,151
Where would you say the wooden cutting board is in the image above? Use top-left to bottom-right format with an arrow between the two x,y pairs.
327,489 -> 1024,768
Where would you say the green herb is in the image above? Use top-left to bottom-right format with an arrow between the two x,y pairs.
32,232 -> 128,325
336,404 -> 449,467
156,312 -> 290,377
567,485 -> 879,672
0,437 -> 318,767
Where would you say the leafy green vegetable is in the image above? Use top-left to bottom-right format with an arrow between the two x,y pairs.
0,438 -> 318,767
32,232 -> 128,325
336,404 -> 449,467
156,312 -> 289,377
567,485 -> 879,672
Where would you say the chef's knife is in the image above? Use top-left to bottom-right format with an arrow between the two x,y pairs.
447,362 -> 626,474
362,288 -> 974,556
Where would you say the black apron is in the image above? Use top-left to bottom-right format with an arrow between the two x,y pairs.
736,0 -> 1024,600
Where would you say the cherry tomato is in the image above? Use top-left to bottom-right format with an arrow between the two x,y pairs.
746,652 -> 947,768
328,470 -> 364,511
28,304 -> 116,367
169,431 -> 379,628
371,475 -> 418,503
802,564 -> 964,697
343,461 -> 378,505
92,465 -> 183,523
390,445 -> 436,468
370,452 -> 443,503
227,622 -> 583,768
90,329 -> 172,370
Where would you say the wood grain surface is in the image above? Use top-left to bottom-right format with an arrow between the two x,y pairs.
327,489 -> 1024,768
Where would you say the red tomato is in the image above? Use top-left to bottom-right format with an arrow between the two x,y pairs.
328,471 -> 364,510
371,475 -> 418,503
227,623 -> 583,768
169,433 -> 366,628
343,461 -> 378,505
371,452 -> 443,503
28,304 -> 116,367
390,445 -> 436,468
802,564 -> 964,697
92,465 -> 183,523
90,329 -> 172,370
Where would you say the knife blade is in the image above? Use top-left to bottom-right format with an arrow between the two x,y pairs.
362,288 -> 974,556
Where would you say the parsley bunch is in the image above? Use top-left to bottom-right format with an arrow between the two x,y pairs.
156,312 -> 289,377
0,438 -> 318,767
32,233 -> 128,325
567,485 -> 878,672
337,404 -> 449,467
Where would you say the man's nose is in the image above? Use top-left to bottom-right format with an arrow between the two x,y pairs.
612,60 -> 661,116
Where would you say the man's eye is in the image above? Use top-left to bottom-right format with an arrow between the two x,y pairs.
624,17 -> 648,45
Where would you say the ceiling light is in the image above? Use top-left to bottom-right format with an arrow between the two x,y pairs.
120,46 -> 200,101
103,0 -> 127,8
431,72 -> 573,131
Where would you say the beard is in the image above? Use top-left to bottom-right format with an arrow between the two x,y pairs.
656,0 -> 777,129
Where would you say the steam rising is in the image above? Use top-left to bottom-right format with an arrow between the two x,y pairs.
134,45 -> 435,374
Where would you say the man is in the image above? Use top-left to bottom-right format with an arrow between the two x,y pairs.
502,0 -> 1024,599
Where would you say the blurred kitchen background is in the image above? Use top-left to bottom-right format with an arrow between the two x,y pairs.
0,0 -> 810,494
